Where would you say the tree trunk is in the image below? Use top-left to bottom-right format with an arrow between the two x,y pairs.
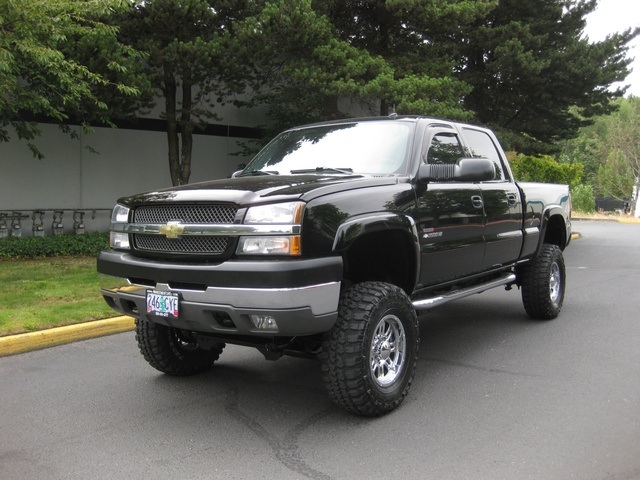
374,3 -> 391,118
633,179 -> 640,218
380,99 -> 389,117
323,95 -> 340,119
179,78 -> 194,186
163,64 -> 181,187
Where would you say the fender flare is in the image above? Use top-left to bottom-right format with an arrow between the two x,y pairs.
536,205 -> 571,254
332,212 -> 421,289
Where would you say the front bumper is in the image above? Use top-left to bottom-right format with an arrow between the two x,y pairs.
97,251 -> 342,336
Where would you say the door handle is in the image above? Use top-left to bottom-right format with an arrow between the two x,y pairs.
471,195 -> 484,209
507,193 -> 518,206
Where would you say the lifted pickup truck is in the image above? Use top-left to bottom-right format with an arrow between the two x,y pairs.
98,116 -> 571,416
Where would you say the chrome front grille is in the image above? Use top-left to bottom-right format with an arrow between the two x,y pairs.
134,204 -> 237,224
132,204 -> 237,256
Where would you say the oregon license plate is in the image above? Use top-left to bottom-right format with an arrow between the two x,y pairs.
146,290 -> 179,319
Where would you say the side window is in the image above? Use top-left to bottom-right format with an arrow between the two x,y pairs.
461,128 -> 507,181
427,132 -> 465,165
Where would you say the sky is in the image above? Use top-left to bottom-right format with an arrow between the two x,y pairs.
584,0 -> 640,97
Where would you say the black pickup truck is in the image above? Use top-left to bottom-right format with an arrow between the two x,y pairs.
98,116 -> 571,416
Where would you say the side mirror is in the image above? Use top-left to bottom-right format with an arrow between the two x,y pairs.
455,158 -> 496,182
419,158 -> 496,182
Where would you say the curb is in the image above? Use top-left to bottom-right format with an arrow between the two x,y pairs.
0,316 -> 135,358
572,216 -> 640,224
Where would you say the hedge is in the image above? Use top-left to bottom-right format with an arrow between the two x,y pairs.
0,232 -> 109,260
509,154 -> 583,190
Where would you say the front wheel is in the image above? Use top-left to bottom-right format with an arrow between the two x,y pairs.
135,318 -> 225,375
320,282 -> 419,416
520,244 -> 566,320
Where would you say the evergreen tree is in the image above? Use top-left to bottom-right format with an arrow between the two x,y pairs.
239,0 -> 495,141
313,0 -> 496,118
237,0 -> 392,133
458,0 -> 638,152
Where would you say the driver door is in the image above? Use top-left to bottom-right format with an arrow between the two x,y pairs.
416,127 -> 485,287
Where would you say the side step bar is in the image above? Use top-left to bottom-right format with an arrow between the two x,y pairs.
412,273 -> 517,311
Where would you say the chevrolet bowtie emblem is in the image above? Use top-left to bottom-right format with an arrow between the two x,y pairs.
159,221 -> 185,239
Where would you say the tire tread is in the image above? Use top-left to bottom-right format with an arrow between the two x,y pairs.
320,282 -> 419,416
521,244 -> 565,320
135,318 -> 224,376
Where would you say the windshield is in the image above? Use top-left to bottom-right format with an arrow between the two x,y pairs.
241,121 -> 413,176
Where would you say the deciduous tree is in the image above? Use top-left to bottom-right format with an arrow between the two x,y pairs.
0,0 -> 145,158
561,96 -> 640,215
594,97 -> 640,214
509,153 -> 583,189
120,0 -> 256,186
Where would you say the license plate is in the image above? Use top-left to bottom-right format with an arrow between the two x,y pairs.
146,290 -> 179,319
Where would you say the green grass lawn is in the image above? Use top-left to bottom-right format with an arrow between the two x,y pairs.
0,257 -> 115,336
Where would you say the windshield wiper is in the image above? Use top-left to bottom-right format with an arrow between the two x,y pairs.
290,167 -> 354,175
242,170 -> 279,176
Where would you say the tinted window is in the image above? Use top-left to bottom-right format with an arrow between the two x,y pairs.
462,128 -> 507,180
427,133 -> 465,165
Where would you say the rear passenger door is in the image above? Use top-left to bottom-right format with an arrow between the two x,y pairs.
416,126 -> 485,287
459,126 -> 523,269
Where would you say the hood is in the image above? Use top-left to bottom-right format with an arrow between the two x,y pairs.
120,174 -> 402,207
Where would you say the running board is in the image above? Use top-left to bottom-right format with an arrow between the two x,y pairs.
412,273 -> 517,311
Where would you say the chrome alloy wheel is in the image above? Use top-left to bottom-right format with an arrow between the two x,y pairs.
549,261 -> 561,304
370,314 -> 407,387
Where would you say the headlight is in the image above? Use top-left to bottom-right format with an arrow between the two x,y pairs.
110,204 -> 131,250
238,202 -> 304,255
111,204 -> 130,223
237,236 -> 301,255
244,202 -> 304,224
110,232 -> 130,250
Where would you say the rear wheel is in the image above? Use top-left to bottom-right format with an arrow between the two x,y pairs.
320,282 -> 419,416
521,244 -> 566,320
135,318 -> 225,375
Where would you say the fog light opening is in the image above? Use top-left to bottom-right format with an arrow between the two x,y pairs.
249,314 -> 278,331
212,312 -> 236,329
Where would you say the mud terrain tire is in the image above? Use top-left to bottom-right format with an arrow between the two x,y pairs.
320,282 -> 419,416
135,318 -> 225,375
521,244 -> 566,320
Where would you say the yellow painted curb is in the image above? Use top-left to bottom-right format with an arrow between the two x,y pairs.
0,316 -> 135,358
